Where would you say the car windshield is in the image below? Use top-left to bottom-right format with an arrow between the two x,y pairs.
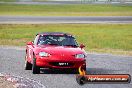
37,35 -> 78,47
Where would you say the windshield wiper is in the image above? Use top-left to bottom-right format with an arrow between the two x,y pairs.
47,43 -> 58,45
64,45 -> 77,47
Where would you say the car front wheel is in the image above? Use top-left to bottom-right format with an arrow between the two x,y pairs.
25,56 -> 32,70
32,58 -> 40,74
25,61 -> 32,70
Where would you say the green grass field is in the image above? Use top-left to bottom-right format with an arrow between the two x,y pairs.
0,0 -> 17,2
0,0 -> 47,1
0,4 -> 132,16
0,24 -> 132,55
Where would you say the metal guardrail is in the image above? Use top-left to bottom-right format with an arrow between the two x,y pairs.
1,0 -> 132,4
79,0 -> 132,4
48,0 -> 132,2
34,0 -> 132,1
43,0 -> 132,3
80,0 -> 132,2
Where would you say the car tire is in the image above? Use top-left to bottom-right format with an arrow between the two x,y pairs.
25,61 -> 32,70
32,58 -> 40,74
25,55 -> 32,70
83,66 -> 86,72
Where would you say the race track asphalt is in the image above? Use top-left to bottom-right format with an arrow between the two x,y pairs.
0,16 -> 132,24
0,46 -> 132,88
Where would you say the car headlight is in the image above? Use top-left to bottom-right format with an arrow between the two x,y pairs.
39,52 -> 50,57
75,54 -> 85,58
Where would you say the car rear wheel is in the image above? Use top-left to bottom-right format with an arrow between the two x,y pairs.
32,58 -> 40,74
25,56 -> 32,70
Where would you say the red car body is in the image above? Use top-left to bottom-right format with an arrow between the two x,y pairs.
25,32 -> 86,74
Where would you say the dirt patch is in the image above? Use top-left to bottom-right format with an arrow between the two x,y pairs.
0,77 -> 15,88
0,73 -> 46,88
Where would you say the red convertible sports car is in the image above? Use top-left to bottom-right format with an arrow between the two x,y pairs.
25,32 -> 86,74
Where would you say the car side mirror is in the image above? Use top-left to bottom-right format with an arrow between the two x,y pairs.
80,44 -> 85,49
27,41 -> 33,45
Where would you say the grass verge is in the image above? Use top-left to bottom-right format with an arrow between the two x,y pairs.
0,24 -> 132,56
0,4 -> 132,16
0,0 -> 17,2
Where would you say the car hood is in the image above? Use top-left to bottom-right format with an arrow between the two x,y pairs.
34,45 -> 85,55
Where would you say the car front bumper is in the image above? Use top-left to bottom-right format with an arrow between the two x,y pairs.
36,57 -> 86,69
